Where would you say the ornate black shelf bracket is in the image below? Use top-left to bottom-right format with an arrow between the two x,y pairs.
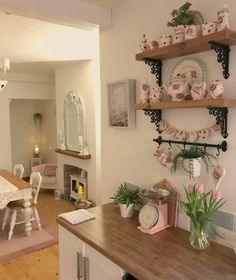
208,107 -> 228,138
143,109 -> 162,127
145,59 -> 162,86
209,41 -> 230,79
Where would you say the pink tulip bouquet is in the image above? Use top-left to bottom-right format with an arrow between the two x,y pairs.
180,183 -> 226,250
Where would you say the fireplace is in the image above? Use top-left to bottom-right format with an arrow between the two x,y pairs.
63,164 -> 88,200
70,174 -> 87,200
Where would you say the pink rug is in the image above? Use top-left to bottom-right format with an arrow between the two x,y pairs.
0,211 -> 58,263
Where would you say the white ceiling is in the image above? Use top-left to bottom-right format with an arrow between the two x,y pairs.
0,12 -> 98,75
10,61 -> 83,76
0,0 -> 129,76
80,0 -> 128,9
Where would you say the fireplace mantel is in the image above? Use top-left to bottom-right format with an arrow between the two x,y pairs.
55,148 -> 91,160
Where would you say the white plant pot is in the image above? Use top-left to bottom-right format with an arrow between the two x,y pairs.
184,158 -> 201,178
119,203 -> 135,218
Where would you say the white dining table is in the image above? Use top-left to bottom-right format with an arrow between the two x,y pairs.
0,169 -> 32,236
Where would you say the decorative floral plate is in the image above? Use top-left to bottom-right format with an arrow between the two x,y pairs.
170,58 -> 205,86
191,10 -> 204,25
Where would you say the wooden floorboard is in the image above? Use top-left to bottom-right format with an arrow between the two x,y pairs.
0,189 -> 74,280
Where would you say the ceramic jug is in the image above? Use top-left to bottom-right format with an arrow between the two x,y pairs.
139,82 -> 150,103
191,81 -> 207,100
149,83 -> 166,103
209,79 -> 224,99
167,80 -> 189,101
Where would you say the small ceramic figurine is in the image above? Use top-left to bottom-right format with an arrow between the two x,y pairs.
83,138 -> 89,155
209,79 -> 224,99
140,82 -> 150,103
139,34 -> 149,52
167,80 -> 189,101
191,81 -> 207,100
217,4 -> 230,31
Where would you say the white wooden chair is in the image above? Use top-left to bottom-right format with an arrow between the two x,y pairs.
2,172 -> 42,240
13,164 -> 24,179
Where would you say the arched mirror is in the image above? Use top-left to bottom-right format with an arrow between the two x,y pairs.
64,92 -> 85,152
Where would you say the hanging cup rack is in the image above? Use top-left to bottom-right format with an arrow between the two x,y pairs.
153,136 -> 227,153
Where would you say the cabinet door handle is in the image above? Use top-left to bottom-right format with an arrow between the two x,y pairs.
77,252 -> 82,279
83,257 -> 89,280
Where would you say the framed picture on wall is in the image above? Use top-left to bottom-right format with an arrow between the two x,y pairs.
107,79 -> 136,128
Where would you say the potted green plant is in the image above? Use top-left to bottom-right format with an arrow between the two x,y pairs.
167,2 -> 194,44
171,146 -> 215,179
110,183 -> 142,218
167,2 -> 194,27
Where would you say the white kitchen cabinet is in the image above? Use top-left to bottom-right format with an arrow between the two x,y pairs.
59,226 -> 84,280
59,226 -> 123,280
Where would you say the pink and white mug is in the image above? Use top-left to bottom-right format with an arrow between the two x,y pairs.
185,25 -> 201,40
202,21 -> 217,35
159,34 -> 172,48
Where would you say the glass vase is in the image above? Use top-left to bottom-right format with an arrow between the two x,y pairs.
189,223 -> 210,250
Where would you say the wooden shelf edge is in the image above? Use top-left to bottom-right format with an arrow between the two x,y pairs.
135,98 -> 236,110
55,148 -> 91,160
136,29 -> 236,61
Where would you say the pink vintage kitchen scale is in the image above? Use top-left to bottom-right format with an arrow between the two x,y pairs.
138,179 -> 179,234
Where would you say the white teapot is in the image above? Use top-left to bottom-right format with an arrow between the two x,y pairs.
149,83 -> 166,103
191,81 -> 207,100
167,80 -> 189,101
209,80 -> 224,99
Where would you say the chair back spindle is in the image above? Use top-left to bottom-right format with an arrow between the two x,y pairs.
13,164 -> 24,179
30,172 -> 42,205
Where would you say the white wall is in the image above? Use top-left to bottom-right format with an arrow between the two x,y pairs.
10,99 -> 57,176
0,73 -> 55,172
55,60 -> 99,202
100,0 -> 236,245
41,100 -> 57,164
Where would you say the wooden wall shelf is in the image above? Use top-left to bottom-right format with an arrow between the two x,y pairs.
135,98 -> 236,138
135,29 -> 236,61
55,148 -> 91,160
135,98 -> 236,110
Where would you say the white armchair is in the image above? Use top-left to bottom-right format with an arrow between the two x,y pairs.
31,164 -> 57,190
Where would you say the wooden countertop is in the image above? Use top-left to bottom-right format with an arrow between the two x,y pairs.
57,203 -> 236,280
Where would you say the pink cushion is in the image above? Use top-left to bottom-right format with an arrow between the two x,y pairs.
44,165 -> 57,176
